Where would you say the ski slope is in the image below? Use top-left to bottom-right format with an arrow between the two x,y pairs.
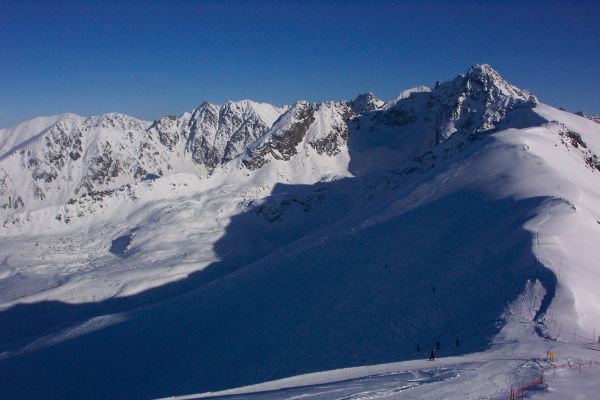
166,313 -> 600,400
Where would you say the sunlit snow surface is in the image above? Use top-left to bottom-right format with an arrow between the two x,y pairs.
1,102 -> 600,399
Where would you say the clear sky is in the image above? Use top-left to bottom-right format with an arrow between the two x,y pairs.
0,0 -> 598,128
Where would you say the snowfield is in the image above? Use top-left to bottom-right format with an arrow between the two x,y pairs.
0,65 -> 599,399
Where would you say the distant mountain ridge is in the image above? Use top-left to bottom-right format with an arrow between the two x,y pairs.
0,64 -> 541,218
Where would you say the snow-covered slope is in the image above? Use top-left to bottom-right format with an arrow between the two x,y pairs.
0,64 -> 599,399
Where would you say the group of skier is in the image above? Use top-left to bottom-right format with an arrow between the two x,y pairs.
416,338 -> 460,361
420,286 -> 460,361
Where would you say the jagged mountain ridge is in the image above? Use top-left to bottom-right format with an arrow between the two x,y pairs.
148,99 -> 287,169
0,101 -> 286,213
0,64 -> 538,216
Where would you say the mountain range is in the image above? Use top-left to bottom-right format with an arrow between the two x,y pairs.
0,64 -> 599,399
0,64 -> 545,219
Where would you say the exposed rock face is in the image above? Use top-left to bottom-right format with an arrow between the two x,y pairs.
0,169 -> 23,210
186,101 -> 222,169
377,64 -> 537,146
242,100 -> 359,169
554,122 -> 600,172
308,102 -> 353,156
0,113 -> 174,210
242,102 -> 316,170
148,100 -> 286,171
185,100 -> 277,169
349,92 -> 384,115
24,118 -> 84,187
219,101 -> 277,163
0,101 -> 288,215
147,115 -> 182,151
431,64 -> 537,142
75,114 -> 172,194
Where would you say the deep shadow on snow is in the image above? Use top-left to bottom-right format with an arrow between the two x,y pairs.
0,184 -> 555,399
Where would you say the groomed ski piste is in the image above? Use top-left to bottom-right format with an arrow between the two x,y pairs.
165,306 -> 600,400
1,66 -> 599,399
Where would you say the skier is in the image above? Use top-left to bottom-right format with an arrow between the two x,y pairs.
436,341 -> 441,350
416,344 -> 421,352
429,348 -> 436,361
455,338 -> 460,347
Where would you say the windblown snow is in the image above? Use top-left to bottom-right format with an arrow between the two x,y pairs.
0,64 -> 599,399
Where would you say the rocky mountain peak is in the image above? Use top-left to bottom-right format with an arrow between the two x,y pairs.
349,92 -> 384,115
91,112 -> 149,131
191,101 -> 219,119
425,64 -> 538,142
241,101 -> 317,170
466,63 -> 499,80
463,64 -> 536,102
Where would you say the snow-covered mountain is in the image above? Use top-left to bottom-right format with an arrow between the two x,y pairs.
1,64 -> 599,399
0,64 -> 538,221
148,99 -> 287,170
0,100 -> 287,215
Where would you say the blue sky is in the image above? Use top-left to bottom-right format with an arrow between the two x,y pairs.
0,0 -> 598,128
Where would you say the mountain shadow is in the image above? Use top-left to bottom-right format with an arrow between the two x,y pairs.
0,171 -> 556,399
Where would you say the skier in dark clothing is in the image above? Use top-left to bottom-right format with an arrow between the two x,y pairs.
455,338 -> 460,347
429,348 -> 436,361
416,344 -> 421,352
436,341 -> 440,350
